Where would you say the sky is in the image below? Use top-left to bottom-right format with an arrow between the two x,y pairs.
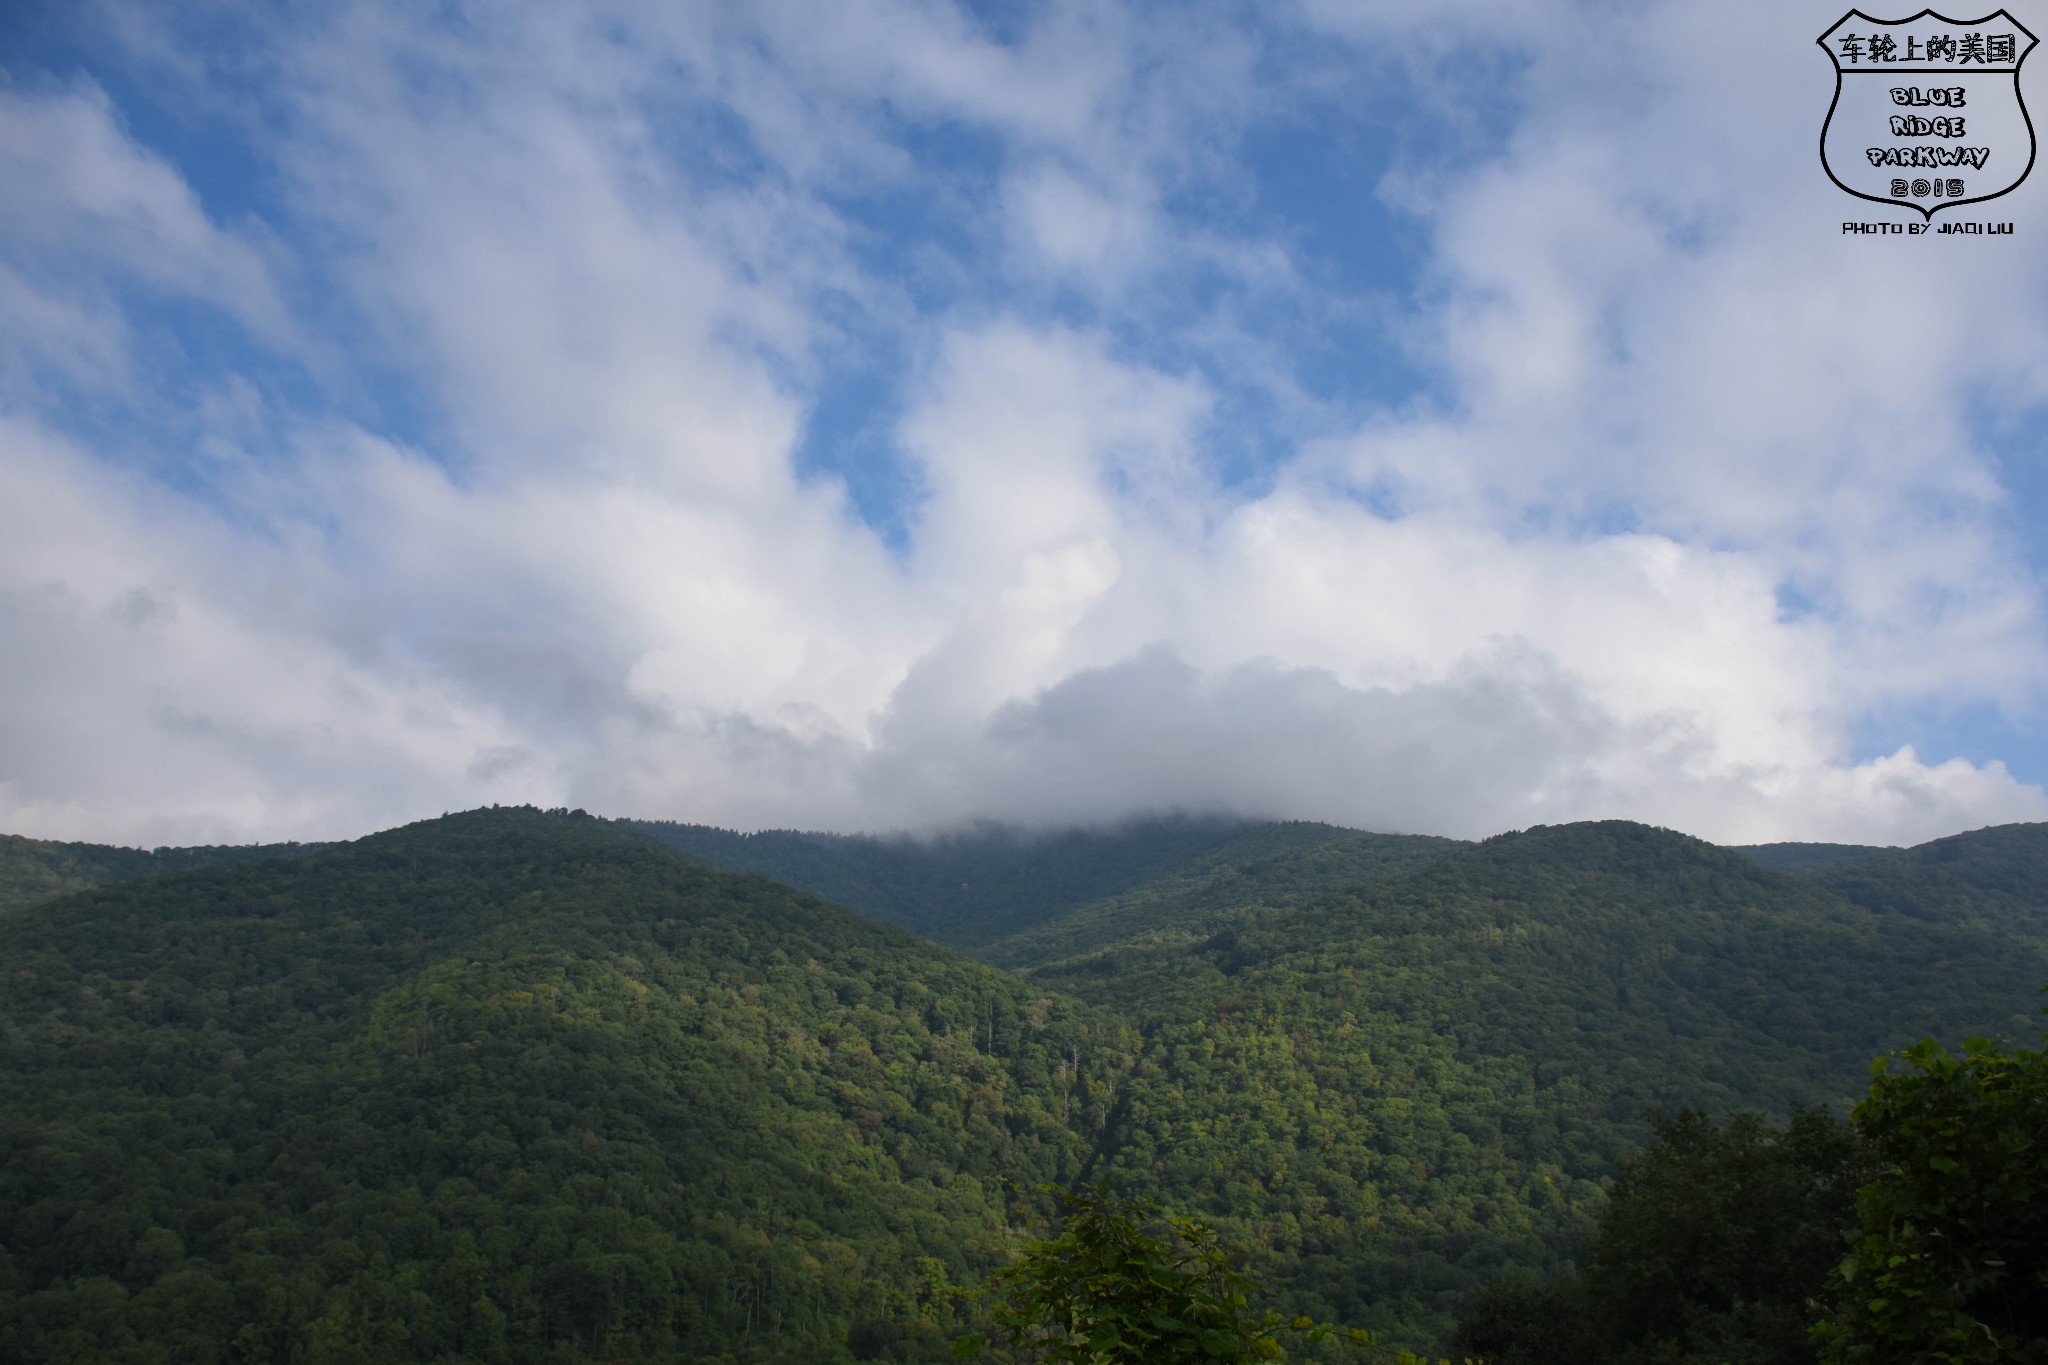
5,0 -> 2048,849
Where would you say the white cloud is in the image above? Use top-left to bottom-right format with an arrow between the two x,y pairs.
0,261 -> 131,400
1007,161 -> 1157,280
0,418 -> 532,845
3,0 -> 2047,849
0,83 -> 289,345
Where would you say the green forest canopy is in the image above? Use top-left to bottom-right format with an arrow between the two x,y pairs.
2,808 -> 2045,1361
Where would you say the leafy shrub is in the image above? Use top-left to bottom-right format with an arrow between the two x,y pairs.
1816,1032 -> 2048,1363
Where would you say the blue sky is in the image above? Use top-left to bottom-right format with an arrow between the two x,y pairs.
4,0 -> 2048,846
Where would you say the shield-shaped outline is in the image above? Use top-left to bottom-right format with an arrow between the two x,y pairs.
1818,8 -> 2038,219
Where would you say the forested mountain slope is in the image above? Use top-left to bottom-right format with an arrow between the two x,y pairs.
1730,841 -> 1890,874
981,825 -> 1464,969
6,810 -> 2047,1361
0,810 -> 1130,1363
1808,820 -> 2048,944
0,833 -> 323,914
623,814 -> 1275,949
1025,821 -> 2048,1342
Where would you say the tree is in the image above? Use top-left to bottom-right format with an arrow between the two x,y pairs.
954,1185 -> 1289,1363
1585,1107 -> 1864,1362
955,1185 -> 1417,1364
1454,1108 -> 1864,1365
1815,1033 -> 2048,1363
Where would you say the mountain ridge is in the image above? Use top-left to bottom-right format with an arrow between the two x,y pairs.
0,831 -> 328,915
6,809 -> 2048,1358
623,813 -> 1274,948
0,809 -> 1129,1362
1024,819 -> 2048,1336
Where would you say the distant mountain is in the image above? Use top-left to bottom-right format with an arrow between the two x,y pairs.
624,813 -> 1266,948
6,809 -> 2046,1360
1810,820 -> 2048,945
1731,840 -> 1891,874
982,823 -> 1465,969
1020,820 -> 2048,1341
0,832 -> 324,913
0,809 -> 1125,1363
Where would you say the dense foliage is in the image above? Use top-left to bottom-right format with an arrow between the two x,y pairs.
1812,824 -> 2048,945
1454,1107 -> 1866,1364
959,1185 -> 1479,1365
0,834 -> 322,915
1733,843 -> 1891,875
1034,823 -> 2048,1341
1460,1023 -> 2048,1365
1816,1032 -> 2048,1362
979,827 -> 1464,971
625,816 -> 1295,949
957,1186 -> 1308,1364
4,810 -> 2047,1360
0,811 -> 1132,1362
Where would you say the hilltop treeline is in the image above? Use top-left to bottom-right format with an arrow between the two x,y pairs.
0,808 -> 2043,1360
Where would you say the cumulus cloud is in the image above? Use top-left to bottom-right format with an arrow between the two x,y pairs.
3,0 -> 2047,847
0,418 -> 527,846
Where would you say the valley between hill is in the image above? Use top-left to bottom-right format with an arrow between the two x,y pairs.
2,808 -> 2043,1361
